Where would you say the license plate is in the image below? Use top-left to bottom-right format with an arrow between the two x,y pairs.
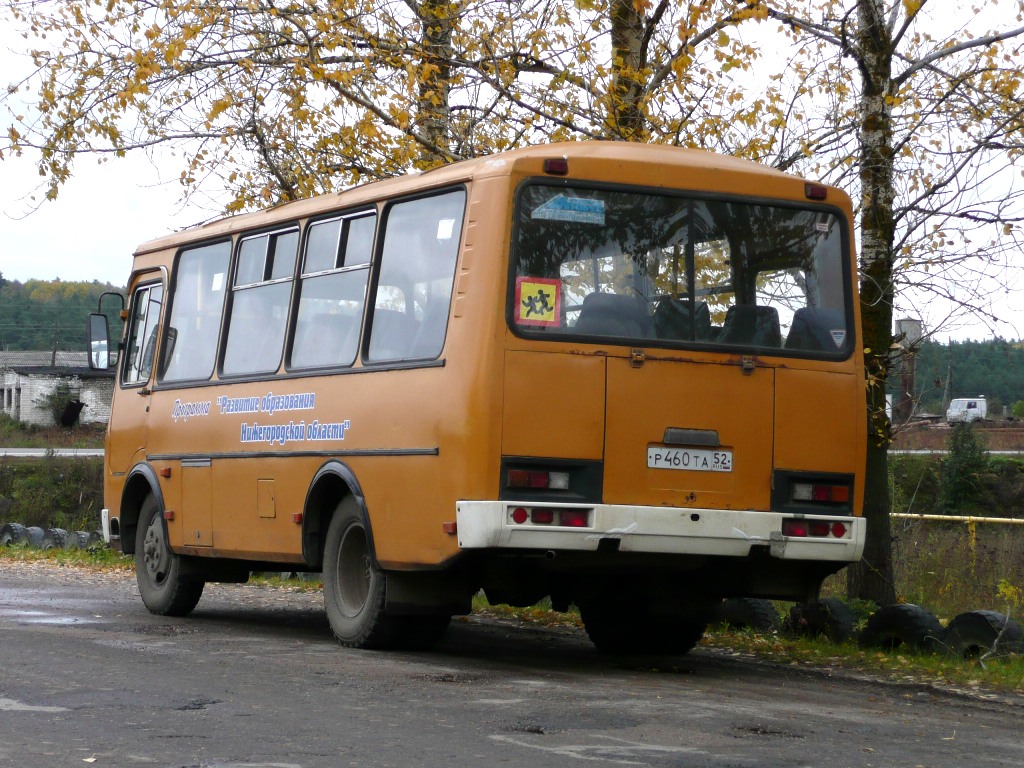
647,447 -> 733,472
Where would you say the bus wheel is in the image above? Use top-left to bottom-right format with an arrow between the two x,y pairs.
323,501 -> 394,648
135,495 -> 204,616
582,606 -> 706,656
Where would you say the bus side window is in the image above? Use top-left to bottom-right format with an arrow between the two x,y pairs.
161,242 -> 231,383
122,282 -> 164,386
291,213 -> 374,370
222,230 -> 298,377
367,190 -> 466,363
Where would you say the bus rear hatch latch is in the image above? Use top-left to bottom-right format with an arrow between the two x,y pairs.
741,356 -> 756,374
630,348 -> 645,368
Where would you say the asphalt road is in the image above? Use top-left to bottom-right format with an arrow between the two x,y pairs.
2,561 -> 1023,768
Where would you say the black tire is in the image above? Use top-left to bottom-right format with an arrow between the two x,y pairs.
943,610 -> 1024,659
858,604 -> 943,653
322,498 -> 449,650
42,528 -> 68,550
1,522 -> 27,546
784,597 -> 856,644
66,531 -> 91,549
716,598 -> 781,633
135,494 -> 204,616
25,526 -> 45,547
582,605 -> 707,656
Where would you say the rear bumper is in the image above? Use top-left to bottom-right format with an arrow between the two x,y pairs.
456,501 -> 865,562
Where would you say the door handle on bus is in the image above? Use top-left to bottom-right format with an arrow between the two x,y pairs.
138,388 -> 151,396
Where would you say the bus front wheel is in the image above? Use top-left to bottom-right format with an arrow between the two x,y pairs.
135,495 -> 204,616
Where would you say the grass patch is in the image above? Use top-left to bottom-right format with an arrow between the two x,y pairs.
0,542 -> 132,571
0,413 -> 105,449
702,625 -> 1024,694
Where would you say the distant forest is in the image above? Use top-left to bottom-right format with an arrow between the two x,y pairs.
0,274 -> 124,352
892,338 -> 1024,416
2,275 -> 1022,411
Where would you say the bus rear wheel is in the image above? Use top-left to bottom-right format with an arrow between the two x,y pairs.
582,605 -> 707,656
135,494 -> 204,616
322,500 -> 449,650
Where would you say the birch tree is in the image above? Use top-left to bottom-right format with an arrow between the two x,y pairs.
759,0 -> 1024,605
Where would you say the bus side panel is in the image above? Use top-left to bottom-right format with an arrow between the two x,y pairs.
774,367 -> 866,513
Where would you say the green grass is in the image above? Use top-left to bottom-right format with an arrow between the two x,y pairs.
0,414 -> 106,449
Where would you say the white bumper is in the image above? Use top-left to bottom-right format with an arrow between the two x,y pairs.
456,501 -> 865,562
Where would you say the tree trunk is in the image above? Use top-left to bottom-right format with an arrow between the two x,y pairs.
847,0 -> 897,606
416,0 -> 453,164
606,0 -> 649,141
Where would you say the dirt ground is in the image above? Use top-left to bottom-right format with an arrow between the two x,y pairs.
891,422 -> 1024,451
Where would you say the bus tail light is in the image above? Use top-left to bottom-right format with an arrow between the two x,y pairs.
791,483 -> 850,504
559,509 -> 589,527
507,469 -> 571,490
531,508 -> 555,525
543,157 -> 569,175
782,518 -> 850,539
508,507 -> 591,528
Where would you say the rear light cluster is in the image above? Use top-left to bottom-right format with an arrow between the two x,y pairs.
782,518 -> 849,539
507,469 -> 570,490
509,506 -> 590,528
791,483 -> 850,504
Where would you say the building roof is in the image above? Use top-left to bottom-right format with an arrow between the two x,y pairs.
0,351 -> 113,379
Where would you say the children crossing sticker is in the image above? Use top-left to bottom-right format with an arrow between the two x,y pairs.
515,277 -> 561,327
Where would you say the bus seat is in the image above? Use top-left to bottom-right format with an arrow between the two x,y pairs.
408,299 -> 451,359
293,313 -> 356,368
785,307 -> 846,352
575,293 -> 654,338
368,308 -> 420,361
719,305 -> 782,347
653,298 -> 712,341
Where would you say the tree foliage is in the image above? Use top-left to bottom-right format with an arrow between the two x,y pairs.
0,276 -> 123,351
1,0 -> 770,211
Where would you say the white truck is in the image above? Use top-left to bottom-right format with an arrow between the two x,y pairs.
946,397 -> 987,423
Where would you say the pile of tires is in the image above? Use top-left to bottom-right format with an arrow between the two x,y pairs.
0,522 -> 100,550
716,596 -> 1023,659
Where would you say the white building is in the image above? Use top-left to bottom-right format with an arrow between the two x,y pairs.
0,351 -> 114,427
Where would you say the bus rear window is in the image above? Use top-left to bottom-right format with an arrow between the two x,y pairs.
511,185 -> 851,356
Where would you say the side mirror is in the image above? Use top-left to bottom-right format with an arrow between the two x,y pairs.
88,313 -> 111,370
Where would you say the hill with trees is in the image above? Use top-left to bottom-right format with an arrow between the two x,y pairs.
0,273 -> 124,352
892,339 -> 1024,418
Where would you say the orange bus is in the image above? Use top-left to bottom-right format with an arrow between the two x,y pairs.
91,142 -> 866,654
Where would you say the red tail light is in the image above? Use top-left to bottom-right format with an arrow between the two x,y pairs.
782,518 -> 850,539
559,509 -> 589,527
531,509 -> 555,525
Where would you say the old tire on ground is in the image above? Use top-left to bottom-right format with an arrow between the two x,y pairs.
716,598 -> 781,632
0,522 -> 27,546
943,610 -> 1024,659
784,597 -> 857,644
857,603 -> 944,653
42,528 -> 68,550
135,494 -> 204,616
65,531 -> 92,549
322,498 -> 448,650
24,526 -> 45,547
582,604 -> 707,656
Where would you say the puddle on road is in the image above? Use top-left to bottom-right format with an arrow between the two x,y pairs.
0,607 -> 100,626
